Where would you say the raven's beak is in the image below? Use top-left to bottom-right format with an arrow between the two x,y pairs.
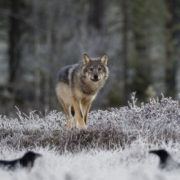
149,150 -> 157,154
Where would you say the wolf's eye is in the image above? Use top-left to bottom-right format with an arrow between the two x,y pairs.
98,67 -> 102,71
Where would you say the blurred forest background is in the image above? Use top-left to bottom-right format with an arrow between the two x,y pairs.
0,0 -> 179,114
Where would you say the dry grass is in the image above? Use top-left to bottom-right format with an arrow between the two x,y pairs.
0,95 -> 179,153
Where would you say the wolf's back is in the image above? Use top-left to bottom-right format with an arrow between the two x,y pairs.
58,64 -> 79,85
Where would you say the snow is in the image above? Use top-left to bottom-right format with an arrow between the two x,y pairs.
0,95 -> 180,179
1,145 -> 180,180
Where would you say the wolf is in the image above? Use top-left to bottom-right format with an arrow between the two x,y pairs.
56,53 -> 109,130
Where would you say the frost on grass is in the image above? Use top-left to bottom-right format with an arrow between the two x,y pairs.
0,95 -> 179,153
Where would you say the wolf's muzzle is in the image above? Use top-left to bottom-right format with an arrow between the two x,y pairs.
91,74 -> 99,82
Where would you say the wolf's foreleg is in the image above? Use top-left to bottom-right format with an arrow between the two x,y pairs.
82,101 -> 92,125
66,106 -> 73,130
72,98 -> 86,129
60,100 -> 72,130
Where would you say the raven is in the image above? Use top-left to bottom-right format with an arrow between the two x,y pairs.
0,151 -> 42,170
149,149 -> 180,170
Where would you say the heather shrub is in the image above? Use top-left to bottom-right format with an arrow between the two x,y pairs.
0,95 -> 179,152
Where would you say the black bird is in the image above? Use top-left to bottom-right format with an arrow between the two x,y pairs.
0,151 -> 42,170
149,149 -> 180,170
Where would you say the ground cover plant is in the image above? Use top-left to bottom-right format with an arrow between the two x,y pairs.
0,94 -> 179,179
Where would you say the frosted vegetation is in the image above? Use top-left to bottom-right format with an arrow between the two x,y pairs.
0,94 -> 180,179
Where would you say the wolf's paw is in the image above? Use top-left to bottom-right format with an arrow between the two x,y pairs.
76,124 -> 87,130
66,123 -> 72,130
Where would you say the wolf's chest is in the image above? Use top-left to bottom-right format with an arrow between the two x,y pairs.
73,87 -> 97,101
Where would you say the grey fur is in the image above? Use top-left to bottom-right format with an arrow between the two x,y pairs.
58,64 -> 79,85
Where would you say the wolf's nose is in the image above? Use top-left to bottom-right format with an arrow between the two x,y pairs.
94,74 -> 98,80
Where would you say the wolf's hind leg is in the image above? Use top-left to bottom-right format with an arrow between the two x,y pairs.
71,106 -> 75,117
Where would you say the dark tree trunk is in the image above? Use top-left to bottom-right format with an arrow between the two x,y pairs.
133,31 -> 151,100
165,0 -> 178,97
8,0 -> 23,83
130,1 -> 152,101
122,0 -> 129,104
88,0 -> 104,30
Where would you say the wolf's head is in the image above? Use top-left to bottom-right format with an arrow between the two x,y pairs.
82,53 -> 109,83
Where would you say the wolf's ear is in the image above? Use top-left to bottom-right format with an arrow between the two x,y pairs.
100,53 -> 108,66
83,54 -> 91,65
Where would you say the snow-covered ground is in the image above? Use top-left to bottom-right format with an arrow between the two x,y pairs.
0,95 -> 180,179
1,143 -> 180,180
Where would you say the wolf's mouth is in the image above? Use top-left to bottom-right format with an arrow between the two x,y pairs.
91,78 -> 99,82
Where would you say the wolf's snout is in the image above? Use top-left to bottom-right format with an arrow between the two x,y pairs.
91,74 -> 99,82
